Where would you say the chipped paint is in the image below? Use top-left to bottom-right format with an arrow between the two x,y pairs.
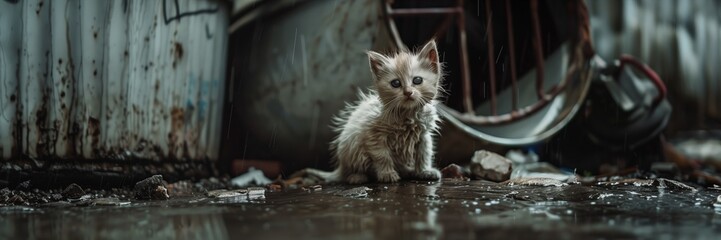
0,0 -> 228,161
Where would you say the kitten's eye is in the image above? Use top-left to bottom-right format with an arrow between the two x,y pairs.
412,77 -> 423,85
390,79 -> 401,88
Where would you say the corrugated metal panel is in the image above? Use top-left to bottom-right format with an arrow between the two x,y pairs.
0,0 -> 228,161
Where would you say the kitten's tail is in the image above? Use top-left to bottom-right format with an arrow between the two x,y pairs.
292,168 -> 341,183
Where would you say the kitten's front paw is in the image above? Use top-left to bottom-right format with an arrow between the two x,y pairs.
415,168 -> 441,181
376,170 -> 401,183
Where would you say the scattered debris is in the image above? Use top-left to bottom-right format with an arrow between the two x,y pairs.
511,162 -> 576,182
675,138 -> 721,169
470,150 -> 513,182
231,167 -> 273,187
247,187 -> 265,195
8,195 -> 27,205
504,178 -> 566,187
62,183 -> 85,199
92,198 -> 130,206
302,185 -> 322,192
207,189 -> 248,198
16,181 -> 31,190
597,178 -> 698,191
656,178 -> 698,191
335,187 -> 371,198
597,178 -> 656,187
134,175 -> 170,200
505,150 -> 539,165
440,164 -> 468,180
267,184 -> 283,192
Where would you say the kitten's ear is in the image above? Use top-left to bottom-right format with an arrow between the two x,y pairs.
419,40 -> 440,73
367,51 -> 387,80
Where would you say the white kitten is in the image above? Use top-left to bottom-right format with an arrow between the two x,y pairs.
302,40 -> 443,184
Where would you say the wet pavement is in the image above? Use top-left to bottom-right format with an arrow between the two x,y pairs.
2,179 -> 721,239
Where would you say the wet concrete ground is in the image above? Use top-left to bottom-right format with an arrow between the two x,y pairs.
2,179 -> 721,239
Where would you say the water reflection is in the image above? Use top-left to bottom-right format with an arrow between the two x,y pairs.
1,182 -> 720,239
0,205 -> 230,240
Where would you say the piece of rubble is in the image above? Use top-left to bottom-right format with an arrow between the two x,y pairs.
62,183 -> 85,199
134,175 -> 170,200
470,150 -> 513,182
92,198 -> 131,206
206,189 -> 248,198
8,195 -> 26,205
504,177 -> 566,187
302,185 -> 322,192
656,178 -> 697,191
335,187 -> 371,198
231,167 -> 273,187
511,162 -> 576,182
440,164 -> 468,179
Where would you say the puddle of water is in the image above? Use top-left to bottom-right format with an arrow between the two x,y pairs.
1,180 -> 720,239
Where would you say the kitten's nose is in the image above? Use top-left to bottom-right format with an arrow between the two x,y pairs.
403,88 -> 413,97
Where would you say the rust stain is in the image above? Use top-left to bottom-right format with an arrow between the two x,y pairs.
173,42 -> 184,59
172,42 -> 184,68
168,107 -> 185,158
36,1 -> 43,15
87,117 -> 100,152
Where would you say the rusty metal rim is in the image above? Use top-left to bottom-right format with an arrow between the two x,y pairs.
381,0 -> 595,145
381,0 -> 592,125
438,54 -> 596,146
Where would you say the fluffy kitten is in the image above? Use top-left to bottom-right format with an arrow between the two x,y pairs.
301,40 -> 444,184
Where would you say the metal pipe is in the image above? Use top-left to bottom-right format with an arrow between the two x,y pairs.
456,0 -> 474,114
485,0 -> 497,115
505,0 -> 518,110
530,0 -> 546,100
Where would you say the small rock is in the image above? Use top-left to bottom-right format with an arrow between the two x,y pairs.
134,175 -> 169,200
440,164 -> 467,179
470,150 -> 512,182
62,183 -> 85,199
152,186 -> 170,200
